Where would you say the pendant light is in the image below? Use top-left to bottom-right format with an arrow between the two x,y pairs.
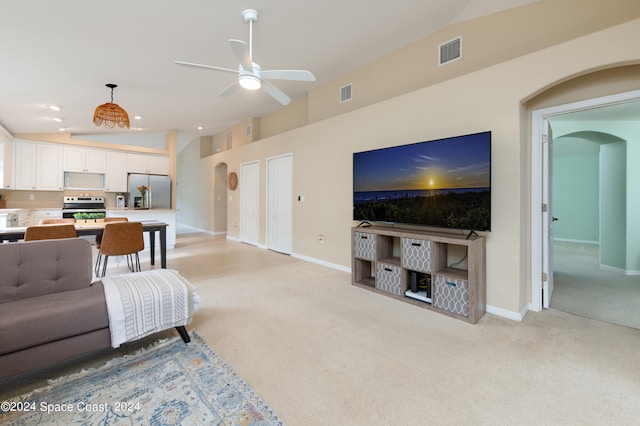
93,83 -> 130,129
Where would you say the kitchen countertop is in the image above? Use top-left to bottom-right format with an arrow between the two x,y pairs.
0,208 -> 176,212
107,208 -> 176,212
0,208 -> 62,211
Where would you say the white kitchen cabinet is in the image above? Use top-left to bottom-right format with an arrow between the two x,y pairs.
36,143 -> 63,191
15,141 -> 63,191
14,140 -> 37,190
0,135 -> 14,189
126,153 -> 169,175
105,151 -> 127,192
63,146 -> 107,173
147,155 -> 169,174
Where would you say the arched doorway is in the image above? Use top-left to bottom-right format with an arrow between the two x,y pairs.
530,77 -> 640,328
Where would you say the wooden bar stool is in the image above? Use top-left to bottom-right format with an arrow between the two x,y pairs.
97,222 -> 144,278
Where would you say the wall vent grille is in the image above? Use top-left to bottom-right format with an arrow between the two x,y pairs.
340,83 -> 352,103
439,36 -> 462,65
226,132 -> 232,150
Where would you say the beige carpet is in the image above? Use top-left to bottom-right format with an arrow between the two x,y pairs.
2,233 -> 640,425
552,241 -> 640,329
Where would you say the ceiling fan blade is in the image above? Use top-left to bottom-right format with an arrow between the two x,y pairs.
174,61 -> 238,74
261,80 -> 291,105
229,39 -> 253,71
219,81 -> 240,97
261,70 -> 316,82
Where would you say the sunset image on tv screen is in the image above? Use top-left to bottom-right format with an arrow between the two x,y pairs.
353,131 -> 491,231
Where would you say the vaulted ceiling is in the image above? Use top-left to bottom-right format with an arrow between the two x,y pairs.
1,0 -> 539,148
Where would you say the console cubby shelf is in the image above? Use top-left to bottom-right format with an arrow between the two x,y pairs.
351,226 -> 486,324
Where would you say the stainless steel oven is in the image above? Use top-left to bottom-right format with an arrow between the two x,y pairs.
62,196 -> 106,219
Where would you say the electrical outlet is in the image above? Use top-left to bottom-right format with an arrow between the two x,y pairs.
29,194 -> 35,201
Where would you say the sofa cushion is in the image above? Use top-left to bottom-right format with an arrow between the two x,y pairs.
0,282 -> 109,355
0,238 -> 93,304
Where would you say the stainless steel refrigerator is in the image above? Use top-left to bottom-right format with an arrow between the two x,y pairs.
128,174 -> 171,209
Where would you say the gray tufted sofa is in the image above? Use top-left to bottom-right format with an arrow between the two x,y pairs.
0,238 -> 188,379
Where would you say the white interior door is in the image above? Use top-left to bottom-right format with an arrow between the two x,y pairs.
240,161 -> 260,246
267,154 -> 293,254
542,119 -> 555,308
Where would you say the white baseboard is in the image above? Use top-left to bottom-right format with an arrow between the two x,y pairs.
486,304 -> 528,321
554,238 -> 599,245
176,223 -> 216,235
599,263 -> 640,276
291,252 -> 525,321
224,235 -> 266,249
220,239 -> 524,322
291,252 -> 351,273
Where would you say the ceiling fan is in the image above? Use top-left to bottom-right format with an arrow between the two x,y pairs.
174,9 -> 316,105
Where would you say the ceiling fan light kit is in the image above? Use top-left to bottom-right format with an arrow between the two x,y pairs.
239,73 -> 261,90
174,9 -> 315,105
93,83 -> 130,129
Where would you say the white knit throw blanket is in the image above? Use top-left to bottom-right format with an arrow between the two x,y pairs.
101,269 -> 199,348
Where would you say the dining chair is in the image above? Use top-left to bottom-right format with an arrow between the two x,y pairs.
94,217 -> 129,275
94,218 -> 128,248
24,224 -> 77,241
39,218 -> 76,225
96,221 -> 144,277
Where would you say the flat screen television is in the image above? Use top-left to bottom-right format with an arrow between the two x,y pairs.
353,131 -> 491,231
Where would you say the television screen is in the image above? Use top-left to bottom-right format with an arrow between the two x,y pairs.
353,131 -> 491,231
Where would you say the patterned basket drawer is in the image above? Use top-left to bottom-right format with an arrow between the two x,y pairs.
401,238 -> 432,272
433,275 -> 469,317
375,262 -> 402,296
354,232 -> 376,260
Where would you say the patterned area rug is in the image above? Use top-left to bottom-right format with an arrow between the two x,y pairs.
1,333 -> 284,425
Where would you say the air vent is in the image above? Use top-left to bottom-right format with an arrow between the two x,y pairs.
340,83 -> 352,103
226,132 -> 232,150
439,36 -> 462,65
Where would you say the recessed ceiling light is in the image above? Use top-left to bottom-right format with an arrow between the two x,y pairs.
47,105 -> 61,111
58,127 -> 67,131
134,115 -> 142,120
50,117 -> 62,122
197,126 -> 204,130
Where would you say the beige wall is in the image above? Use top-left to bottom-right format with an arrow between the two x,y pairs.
176,136 -> 213,231
198,14 -> 640,317
257,0 -> 640,139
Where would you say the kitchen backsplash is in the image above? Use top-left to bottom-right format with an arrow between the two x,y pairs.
0,190 -> 122,209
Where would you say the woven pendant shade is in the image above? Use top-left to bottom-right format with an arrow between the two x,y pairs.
93,84 -> 130,129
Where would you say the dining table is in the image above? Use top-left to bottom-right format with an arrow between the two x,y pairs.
0,220 -> 169,269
